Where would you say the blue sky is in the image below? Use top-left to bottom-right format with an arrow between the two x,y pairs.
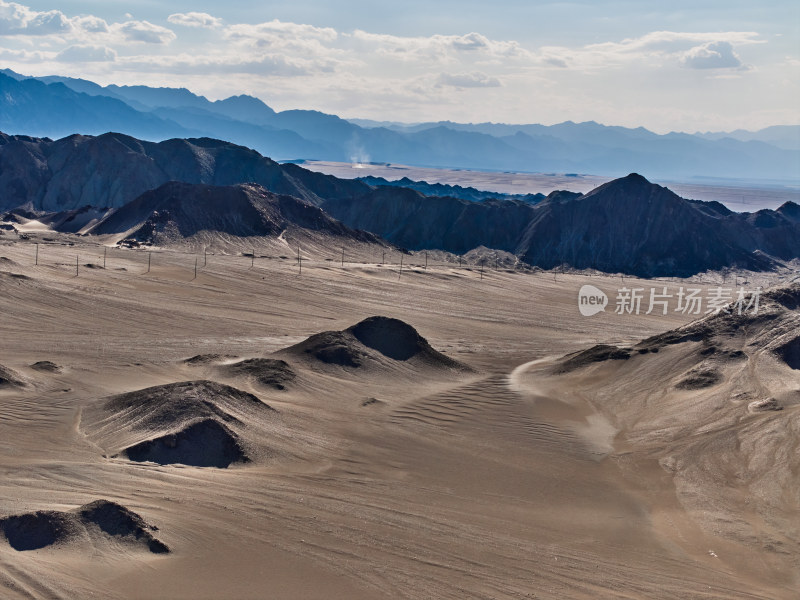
2,1 -> 798,132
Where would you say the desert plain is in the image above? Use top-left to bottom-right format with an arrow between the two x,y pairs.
0,233 -> 798,600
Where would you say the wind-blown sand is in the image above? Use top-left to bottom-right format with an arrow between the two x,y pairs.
0,236 -> 797,599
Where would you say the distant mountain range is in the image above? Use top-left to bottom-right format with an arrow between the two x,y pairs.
1,68 -> 798,182
1,129 -> 798,277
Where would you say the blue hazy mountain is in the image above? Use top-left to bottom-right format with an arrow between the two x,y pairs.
0,72 -> 191,140
1,69 -> 797,182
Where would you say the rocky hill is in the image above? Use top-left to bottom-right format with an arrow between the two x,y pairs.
87,181 -> 384,249
0,131 -> 370,212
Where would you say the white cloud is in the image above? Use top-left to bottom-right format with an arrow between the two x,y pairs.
437,72 -> 501,88
168,12 -> 222,29
75,15 -> 109,34
0,1 -> 71,35
350,29 -> 528,63
681,41 -> 745,69
539,31 -> 762,70
116,20 -> 176,44
56,45 -> 116,63
226,20 -> 337,43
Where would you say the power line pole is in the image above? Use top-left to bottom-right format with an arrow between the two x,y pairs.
398,253 -> 403,280
204,248 -> 207,267
194,257 -> 198,280
341,246 -> 345,267
35,243 -> 39,266
147,251 -> 151,274
103,246 -> 107,269
425,251 -> 428,270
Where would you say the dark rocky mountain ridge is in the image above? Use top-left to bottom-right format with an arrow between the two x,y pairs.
1,127 -> 797,277
323,173 -> 800,276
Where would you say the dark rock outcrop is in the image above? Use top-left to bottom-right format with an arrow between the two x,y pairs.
0,500 -> 168,553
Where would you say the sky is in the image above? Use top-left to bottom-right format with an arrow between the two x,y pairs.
1,1 -> 798,133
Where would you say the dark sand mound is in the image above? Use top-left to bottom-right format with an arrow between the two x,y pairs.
219,358 -> 296,390
0,500 -> 167,553
30,360 -> 62,373
350,317 -> 429,361
0,364 -> 25,387
121,419 -> 248,468
553,344 -> 631,374
279,316 -> 472,373
84,380 -> 276,468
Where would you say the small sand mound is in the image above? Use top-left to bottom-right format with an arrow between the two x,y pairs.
286,330 -> 368,367
121,419 -> 249,468
279,316 -> 471,373
83,381 -> 276,468
0,511 -> 81,551
554,344 -> 631,374
0,364 -> 25,387
79,500 -> 169,553
101,380 -> 272,431
0,501 -> 167,553
30,360 -> 62,373
675,366 -> 722,390
774,335 -> 800,370
183,354 -> 237,365
748,397 -> 782,412
219,358 -> 296,390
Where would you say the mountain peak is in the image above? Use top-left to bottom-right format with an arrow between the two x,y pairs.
621,172 -> 651,185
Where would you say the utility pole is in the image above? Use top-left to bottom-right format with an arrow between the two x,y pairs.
341,246 -> 345,267
204,248 -> 207,267
382,250 -> 385,265
103,246 -> 107,269
76,255 -> 79,276
398,253 -> 403,280
425,251 -> 428,270
35,243 -> 39,266
147,251 -> 151,274
194,257 -> 198,280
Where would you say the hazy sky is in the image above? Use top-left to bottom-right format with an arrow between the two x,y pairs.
2,1 -> 798,132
